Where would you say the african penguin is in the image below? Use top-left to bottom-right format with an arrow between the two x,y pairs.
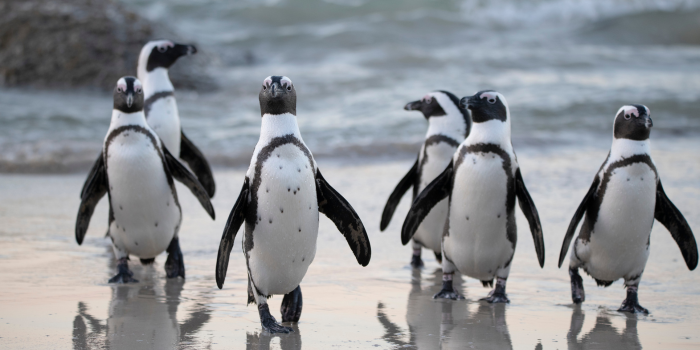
76,76 -> 215,283
402,90 -> 545,303
215,76 -> 371,333
380,91 -> 470,268
558,105 -> 697,314
137,40 -> 216,198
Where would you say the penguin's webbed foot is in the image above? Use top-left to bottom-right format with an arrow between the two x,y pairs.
108,258 -> 138,283
433,280 -> 464,300
569,267 -> 585,304
618,287 -> 649,314
480,290 -> 510,304
165,237 -> 185,279
410,254 -> 424,269
259,304 -> 293,333
281,285 -> 303,322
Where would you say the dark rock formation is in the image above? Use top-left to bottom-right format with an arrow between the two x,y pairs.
0,0 -> 215,91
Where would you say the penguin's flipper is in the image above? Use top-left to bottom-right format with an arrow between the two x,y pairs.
216,178 -> 249,289
558,177 -> 599,268
75,151 -> 108,245
180,131 -> 216,198
80,152 -> 104,199
380,158 -> 418,231
316,169 -> 371,267
515,169 -> 545,268
163,146 -> 215,220
401,161 -> 454,246
654,180 -> 698,270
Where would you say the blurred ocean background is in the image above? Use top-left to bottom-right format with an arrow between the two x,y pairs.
2,0 -> 700,172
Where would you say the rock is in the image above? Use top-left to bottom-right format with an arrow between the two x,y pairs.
0,0 -> 216,91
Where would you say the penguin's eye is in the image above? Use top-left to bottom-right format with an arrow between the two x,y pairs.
262,84 -> 267,90
158,45 -> 167,53
134,86 -> 142,94
117,86 -> 124,93
423,97 -> 432,104
487,98 -> 496,104
286,84 -> 292,91
624,114 -> 631,120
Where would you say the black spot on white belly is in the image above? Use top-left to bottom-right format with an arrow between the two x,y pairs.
641,177 -> 644,181
134,241 -> 138,246
497,213 -> 501,218
297,168 -> 300,172
266,188 -> 269,193
120,205 -> 123,210
123,227 -> 126,232
280,166 -> 283,169
167,201 -> 169,206
280,208 -> 284,213
155,222 -> 158,227
302,257 -> 305,262
298,227 -> 301,232
288,187 -> 290,192
466,216 -> 469,220
269,219 -> 273,224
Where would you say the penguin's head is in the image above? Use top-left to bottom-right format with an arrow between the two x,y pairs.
460,90 -> 508,123
259,76 -> 296,116
138,40 -> 197,73
404,93 -> 447,119
113,76 -> 144,113
614,105 -> 652,141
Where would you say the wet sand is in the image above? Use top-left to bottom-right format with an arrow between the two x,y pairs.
0,139 -> 699,349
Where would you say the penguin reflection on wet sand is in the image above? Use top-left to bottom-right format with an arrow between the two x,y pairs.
567,307 -> 641,350
76,77 -> 215,282
402,90 -> 545,303
72,279 -> 211,348
377,270 -> 514,349
137,40 -> 216,199
558,105 -> 698,314
215,76 -> 371,333
380,91 -> 471,268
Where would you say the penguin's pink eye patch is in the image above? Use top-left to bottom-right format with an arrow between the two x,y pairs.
480,91 -> 498,104
422,94 -> 432,104
262,76 -> 273,90
620,105 -> 639,120
281,76 -> 293,91
133,81 -> 143,94
157,42 -> 174,53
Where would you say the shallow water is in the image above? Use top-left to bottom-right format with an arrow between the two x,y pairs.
2,0 -> 700,171
0,139 -> 698,349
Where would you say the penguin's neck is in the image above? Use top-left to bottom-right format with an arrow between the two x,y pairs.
609,137 -> 651,162
259,113 -> 302,141
464,119 -> 511,147
425,112 -> 467,142
141,68 -> 174,98
109,110 -> 149,130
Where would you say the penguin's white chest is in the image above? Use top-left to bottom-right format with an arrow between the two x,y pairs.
106,131 -> 180,258
413,142 -> 458,252
146,96 -> 181,156
445,151 -> 513,280
582,163 -> 657,280
246,143 -> 319,295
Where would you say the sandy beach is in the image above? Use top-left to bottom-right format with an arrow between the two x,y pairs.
0,138 -> 698,349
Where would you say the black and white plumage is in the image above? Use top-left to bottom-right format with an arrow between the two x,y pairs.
380,91 -> 470,268
76,76 -> 215,283
215,76 -> 371,333
402,90 -> 544,303
137,40 -> 216,198
558,104 -> 697,314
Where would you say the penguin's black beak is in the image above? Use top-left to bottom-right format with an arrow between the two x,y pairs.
460,95 -> 477,110
404,100 -> 422,111
174,43 -> 197,57
269,82 -> 281,98
126,92 -> 134,108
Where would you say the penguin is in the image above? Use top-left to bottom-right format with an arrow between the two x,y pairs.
137,40 -> 216,198
215,76 -> 371,333
76,76 -> 215,282
379,91 -> 471,268
401,90 -> 545,303
558,105 -> 697,314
